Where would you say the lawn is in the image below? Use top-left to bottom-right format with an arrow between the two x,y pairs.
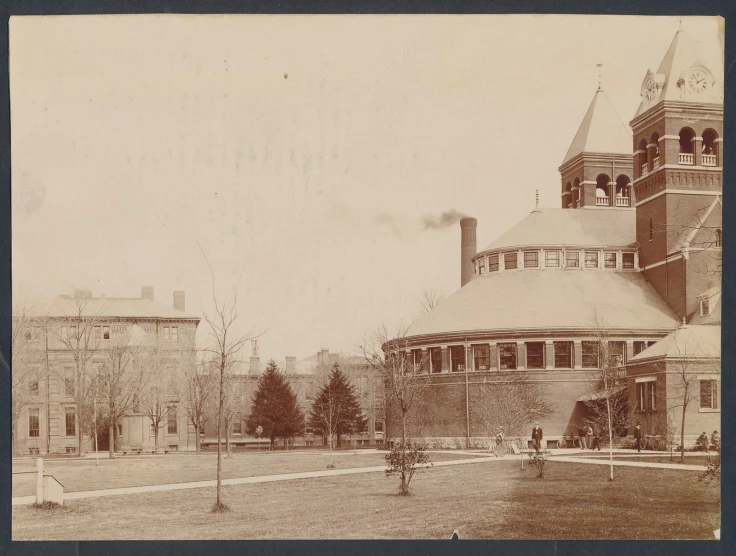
12,457 -> 720,540
565,454 -> 711,466
11,449 -> 476,497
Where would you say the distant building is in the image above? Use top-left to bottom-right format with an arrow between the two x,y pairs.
394,27 -> 721,448
14,287 -> 199,456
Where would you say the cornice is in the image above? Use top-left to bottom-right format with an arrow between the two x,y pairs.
630,101 -> 724,130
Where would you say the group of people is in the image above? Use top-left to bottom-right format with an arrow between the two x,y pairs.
698,430 -> 720,452
576,425 -> 602,451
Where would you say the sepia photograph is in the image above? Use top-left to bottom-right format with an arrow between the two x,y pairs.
8,13 -> 723,541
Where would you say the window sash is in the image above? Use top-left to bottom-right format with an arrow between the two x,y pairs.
450,346 -> 465,372
164,327 -> 170,340
584,252 -> 599,268
102,326 -> 110,340
700,380 -> 718,409
430,348 -> 442,374
604,252 -> 617,269
524,251 -> 539,268
638,382 -> 656,411
622,253 -> 635,269
28,408 -> 40,437
498,343 -> 517,370
65,409 -> 75,437
478,259 -> 485,274
565,251 -> 580,268
473,345 -> 490,371
488,254 -> 499,272
526,342 -> 545,369
553,342 -> 573,368
545,251 -> 560,267
171,327 -> 178,341
504,253 -> 517,270
581,342 -> 599,368
233,415 -> 242,434
167,408 -> 178,434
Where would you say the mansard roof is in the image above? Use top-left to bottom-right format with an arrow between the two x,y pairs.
405,269 -> 678,339
478,208 -> 636,254
561,88 -> 632,166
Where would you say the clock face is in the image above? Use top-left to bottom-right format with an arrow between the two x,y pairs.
686,70 -> 709,94
644,78 -> 657,101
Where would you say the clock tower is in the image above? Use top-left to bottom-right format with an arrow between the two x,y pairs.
631,26 -> 723,320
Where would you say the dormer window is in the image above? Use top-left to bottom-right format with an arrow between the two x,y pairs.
701,299 -> 710,317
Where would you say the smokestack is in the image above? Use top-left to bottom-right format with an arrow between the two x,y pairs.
250,356 -> 260,374
285,356 -> 296,374
460,217 -> 477,287
173,291 -> 185,311
142,287 -> 154,300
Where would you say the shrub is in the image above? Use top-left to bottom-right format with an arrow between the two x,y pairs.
699,452 -> 720,484
527,450 -> 550,479
385,441 -> 432,496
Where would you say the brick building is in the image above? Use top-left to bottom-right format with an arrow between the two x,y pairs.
393,27 -> 721,448
14,287 -> 199,456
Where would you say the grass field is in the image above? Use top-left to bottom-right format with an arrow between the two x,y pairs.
11,450 -> 476,497
12,456 -> 720,540
565,453 -> 711,466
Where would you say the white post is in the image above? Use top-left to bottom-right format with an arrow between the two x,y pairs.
94,398 -> 99,466
36,457 -> 44,504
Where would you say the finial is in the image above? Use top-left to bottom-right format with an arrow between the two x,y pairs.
596,62 -> 603,90
678,17 -> 683,31
535,189 -> 539,210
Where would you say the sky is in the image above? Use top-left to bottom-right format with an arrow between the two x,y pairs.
10,14 -> 724,361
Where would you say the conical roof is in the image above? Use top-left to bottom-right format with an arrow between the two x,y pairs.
633,29 -> 723,118
561,88 -> 631,165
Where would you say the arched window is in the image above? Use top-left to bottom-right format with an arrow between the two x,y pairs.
564,182 -> 572,208
595,174 -> 611,206
638,138 -> 649,177
715,229 -> 722,248
650,132 -> 660,158
702,129 -> 719,166
615,175 -> 631,207
679,128 -> 696,165
649,217 -> 654,242
572,178 -> 580,207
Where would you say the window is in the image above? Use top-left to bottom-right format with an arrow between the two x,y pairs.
701,299 -> 710,317
565,251 -> 580,268
700,380 -> 718,409
637,381 -> 656,411
430,347 -> 442,374
633,341 -> 646,356
29,379 -> 39,395
488,254 -> 499,272
375,421 -> 384,433
64,377 -> 74,397
412,349 -> 425,373
526,342 -> 545,369
65,447 -> 76,454
29,447 -> 40,455
233,414 -> 242,434
524,251 -> 539,268
715,229 -> 722,248
150,423 -> 156,436
164,326 -> 170,341
199,423 -> 205,436
504,252 -> 517,270
118,424 -> 123,436
167,406 -> 178,434
67,325 -> 76,339
554,342 -> 573,368
478,258 -> 485,274
582,341 -> 599,368
545,251 -> 560,268
65,409 -> 76,437
584,252 -> 599,269
28,408 -> 40,437
94,325 -> 101,339
473,344 -> 490,371
649,218 -> 653,242
171,326 -> 178,341
103,326 -> 110,340
450,345 -> 465,372
604,252 -> 617,269
622,253 -> 635,269
608,341 -> 626,367
499,343 -> 517,370
647,341 -> 657,348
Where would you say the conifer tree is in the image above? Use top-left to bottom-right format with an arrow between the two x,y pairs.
246,360 -> 304,449
308,363 -> 368,449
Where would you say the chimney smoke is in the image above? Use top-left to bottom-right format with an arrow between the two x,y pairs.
460,217 -> 477,287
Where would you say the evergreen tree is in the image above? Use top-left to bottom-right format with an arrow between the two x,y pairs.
246,360 -> 304,449
308,363 -> 368,448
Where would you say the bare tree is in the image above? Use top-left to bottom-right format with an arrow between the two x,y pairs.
470,374 -> 552,452
140,352 -> 176,454
94,330 -> 145,459
416,289 -> 445,316
361,324 -> 431,495
198,243 -> 261,512
51,295 -> 108,456
222,372 -> 247,458
182,359 -> 215,454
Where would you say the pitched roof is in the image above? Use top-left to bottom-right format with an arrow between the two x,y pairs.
479,208 -> 636,253
27,296 -> 200,321
629,324 -> 720,361
634,29 -> 724,118
561,88 -> 632,165
406,269 -> 679,338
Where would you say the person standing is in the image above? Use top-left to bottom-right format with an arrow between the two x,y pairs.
634,422 -> 643,452
579,425 -> 588,450
531,422 -> 543,453
711,430 -> 720,452
589,426 -> 600,451
494,427 -> 504,457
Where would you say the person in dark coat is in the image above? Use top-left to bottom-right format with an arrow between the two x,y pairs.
531,422 -> 543,453
589,426 -> 600,451
711,430 -> 720,451
634,422 -> 643,452
698,432 -> 710,452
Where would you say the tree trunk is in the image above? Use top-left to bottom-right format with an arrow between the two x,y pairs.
195,419 -> 201,453
606,396 -> 614,481
153,422 -> 159,454
109,422 -> 115,459
680,402 -> 687,464
400,410 -> 408,494
77,404 -> 84,457
216,368 -> 224,507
